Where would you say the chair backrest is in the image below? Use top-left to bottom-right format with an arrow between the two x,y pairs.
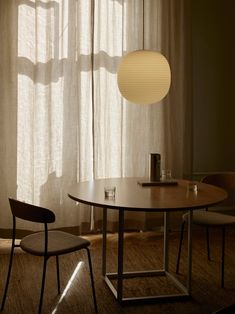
9,198 -> 55,224
202,173 -> 235,190
201,173 -> 235,208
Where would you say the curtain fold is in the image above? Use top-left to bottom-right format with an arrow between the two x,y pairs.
0,0 -> 18,231
0,0 -> 192,234
161,0 -> 193,179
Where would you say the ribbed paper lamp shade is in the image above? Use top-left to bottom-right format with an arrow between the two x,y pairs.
117,50 -> 171,105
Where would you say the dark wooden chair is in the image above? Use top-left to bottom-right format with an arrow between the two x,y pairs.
1,198 -> 98,314
176,173 -> 235,287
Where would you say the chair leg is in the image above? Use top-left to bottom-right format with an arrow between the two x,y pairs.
56,255 -> 61,294
1,243 -> 15,311
221,227 -> 225,288
38,257 -> 48,314
206,227 -> 211,261
85,248 -> 98,313
176,221 -> 185,274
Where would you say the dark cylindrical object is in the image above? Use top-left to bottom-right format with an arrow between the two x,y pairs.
149,153 -> 161,181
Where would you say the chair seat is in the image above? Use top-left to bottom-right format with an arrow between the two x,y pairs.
20,231 -> 90,256
183,210 -> 235,226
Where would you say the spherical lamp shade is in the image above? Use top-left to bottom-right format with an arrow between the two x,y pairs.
117,50 -> 171,105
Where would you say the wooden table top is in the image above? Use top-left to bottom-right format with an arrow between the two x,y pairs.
68,177 -> 228,212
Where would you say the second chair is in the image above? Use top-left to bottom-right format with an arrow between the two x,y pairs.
176,173 -> 235,288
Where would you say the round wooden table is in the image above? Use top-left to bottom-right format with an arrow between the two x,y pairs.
68,178 -> 227,304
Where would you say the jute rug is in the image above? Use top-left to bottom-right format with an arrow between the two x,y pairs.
1,230 -> 235,313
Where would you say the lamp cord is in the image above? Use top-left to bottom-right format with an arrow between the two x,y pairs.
143,0 -> 145,50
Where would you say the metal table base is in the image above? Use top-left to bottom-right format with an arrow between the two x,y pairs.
102,208 -> 193,304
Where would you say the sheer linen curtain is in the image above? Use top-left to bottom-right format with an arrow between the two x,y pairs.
0,0 -> 192,235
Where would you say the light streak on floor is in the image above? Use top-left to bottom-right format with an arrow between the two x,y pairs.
51,261 -> 83,314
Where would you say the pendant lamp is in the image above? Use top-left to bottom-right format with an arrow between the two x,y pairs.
117,50 -> 171,105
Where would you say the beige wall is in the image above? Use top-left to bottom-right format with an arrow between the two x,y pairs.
192,0 -> 235,173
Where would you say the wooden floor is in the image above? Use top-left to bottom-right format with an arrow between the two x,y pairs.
1,229 -> 235,313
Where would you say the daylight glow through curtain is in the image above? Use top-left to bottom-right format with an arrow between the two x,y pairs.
0,0 -> 192,233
